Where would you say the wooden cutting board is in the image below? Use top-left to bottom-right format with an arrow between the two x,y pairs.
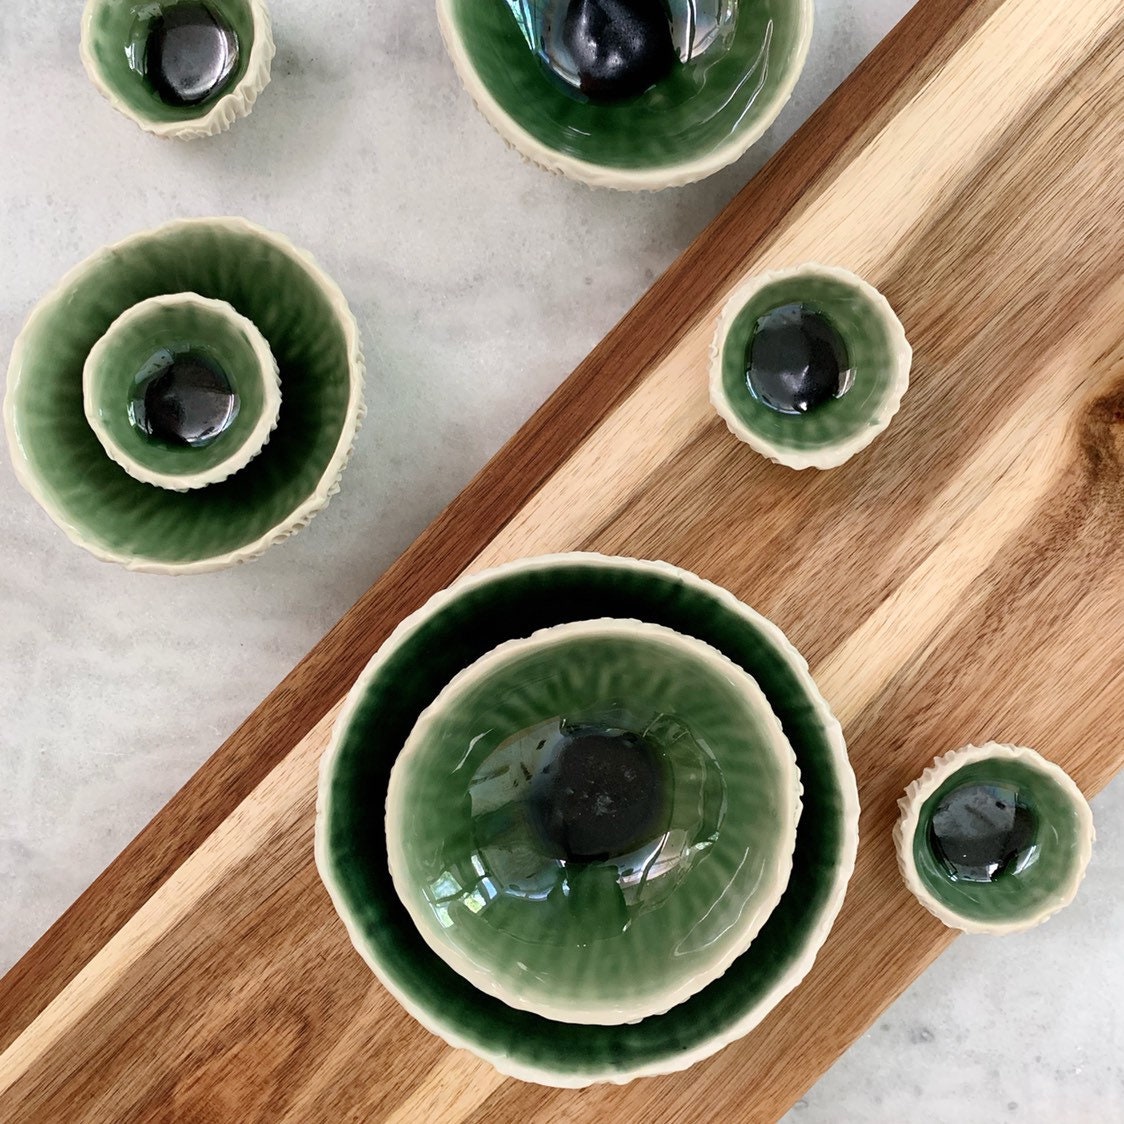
4,0 -> 1124,1118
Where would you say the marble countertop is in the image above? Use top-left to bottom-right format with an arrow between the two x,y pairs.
1,1 -> 1121,1119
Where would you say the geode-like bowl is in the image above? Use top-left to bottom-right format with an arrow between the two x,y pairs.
80,0 -> 275,140
4,217 -> 365,574
710,263 -> 912,469
316,553 -> 857,1086
386,617 -> 802,1026
436,0 -> 814,191
83,292 -> 281,491
894,743 -> 1095,935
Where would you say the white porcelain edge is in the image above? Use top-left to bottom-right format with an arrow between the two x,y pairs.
315,552 -> 859,1087
81,293 -> 282,492
434,0 -> 815,192
708,262 -> 913,470
384,615 -> 803,1027
80,0 -> 276,141
3,216 -> 367,575
893,742 -> 1096,936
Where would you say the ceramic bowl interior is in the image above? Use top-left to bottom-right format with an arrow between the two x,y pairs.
386,618 -> 801,1026
317,554 -> 857,1086
908,752 -> 1092,931
438,0 -> 813,188
4,218 -> 363,573
83,293 -> 281,491
716,266 -> 909,463
82,0 -> 257,129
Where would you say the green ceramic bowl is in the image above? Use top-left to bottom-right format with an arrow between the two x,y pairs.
83,293 -> 281,491
317,553 -> 857,1086
710,263 -> 912,469
80,0 -> 275,139
4,218 -> 365,574
386,618 -> 802,1025
436,0 -> 814,190
895,743 -> 1094,935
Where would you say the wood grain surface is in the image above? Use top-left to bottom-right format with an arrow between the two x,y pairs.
5,0 -> 1124,1119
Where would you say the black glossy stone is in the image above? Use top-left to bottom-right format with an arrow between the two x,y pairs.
927,782 -> 1038,884
745,303 -> 852,415
529,727 -> 664,861
146,2 -> 239,108
135,353 -> 238,447
549,0 -> 676,104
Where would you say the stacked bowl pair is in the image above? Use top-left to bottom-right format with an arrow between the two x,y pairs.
316,553 -> 859,1086
4,218 -> 365,573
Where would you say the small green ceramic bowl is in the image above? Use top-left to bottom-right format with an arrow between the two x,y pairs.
895,744 -> 1095,935
83,293 -> 281,491
710,263 -> 912,469
317,553 -> 857,1086
80,0 -> 275,139
386,618 -> 802,1026
436,0 -> 814,190
4,217 -> 365,574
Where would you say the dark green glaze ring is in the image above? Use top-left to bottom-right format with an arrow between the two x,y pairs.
317,553 -> 858,1086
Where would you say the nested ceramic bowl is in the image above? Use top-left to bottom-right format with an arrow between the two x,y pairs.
4,218 -> 365,574
436,0 -> 814,190
895,744 -> 1095,935
81,0 -> 274,139
386,618 -> 802,1026
83,293 -> 281,491
317,553 -> 858,1086
711,264 -> 912,469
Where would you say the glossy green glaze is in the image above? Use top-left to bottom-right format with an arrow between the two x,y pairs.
446,0 -> 809,172
720,271 -> 901,454
911,758 -> 1088,927
5,219 -> 362,570
388,620 -> 799,1024
84,295 -> 276,482
83,0 -> 253,125
321,556 -> 854,1082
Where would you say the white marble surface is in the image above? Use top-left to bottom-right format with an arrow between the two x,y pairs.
1,1 -> 1121,1119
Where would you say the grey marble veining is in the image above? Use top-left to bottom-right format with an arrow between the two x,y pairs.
1,2 -> 1121,1120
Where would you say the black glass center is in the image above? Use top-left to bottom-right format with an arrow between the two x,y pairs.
132,351 -> 239,448
145,2 -> 239,108
745,303 -> 852,415
528,726 -> 666,861
927,782 -> 1038,884
541,0 -> 676,104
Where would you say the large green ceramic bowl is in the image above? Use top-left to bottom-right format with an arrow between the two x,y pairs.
81,0 -> 275,139
4,218 -> 365,574
83,293 -> 282,491
386,618 -> 802,1025
436,0 -> 815,190
895,744 -> 1095,935
317,553 -> 857,1086
710,263 -> 912,469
